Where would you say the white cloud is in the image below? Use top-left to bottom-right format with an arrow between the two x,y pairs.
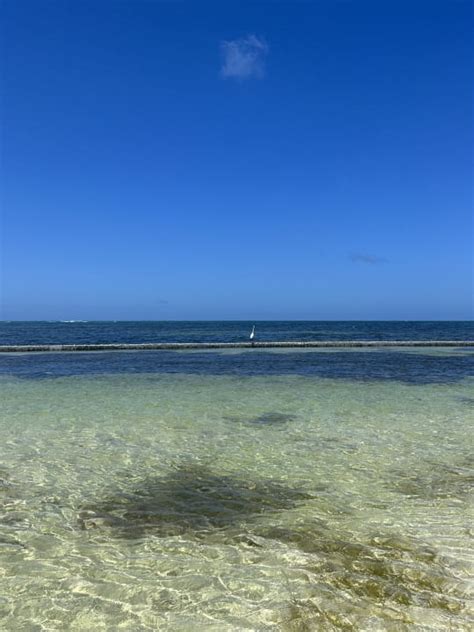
220,35 -> 268,80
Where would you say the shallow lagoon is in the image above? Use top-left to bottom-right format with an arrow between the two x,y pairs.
0,348 -> 473,630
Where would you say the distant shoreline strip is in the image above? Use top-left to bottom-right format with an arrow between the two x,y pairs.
0,341 -> 473,352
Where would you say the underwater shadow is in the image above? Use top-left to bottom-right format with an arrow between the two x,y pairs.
78,463 -> 314,540
224,411 -> 297,426
76,463 -> 469,619
78,466 -> 469,619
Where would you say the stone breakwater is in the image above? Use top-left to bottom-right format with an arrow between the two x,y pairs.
0,341 -> 473,352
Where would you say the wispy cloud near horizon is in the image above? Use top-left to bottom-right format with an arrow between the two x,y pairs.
350,253 -> 388,265
220,35 -> 268,80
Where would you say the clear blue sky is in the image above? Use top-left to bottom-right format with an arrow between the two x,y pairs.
1,0 -> 472,320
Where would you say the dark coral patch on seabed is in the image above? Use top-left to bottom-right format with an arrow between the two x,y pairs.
78,463 -> 314,539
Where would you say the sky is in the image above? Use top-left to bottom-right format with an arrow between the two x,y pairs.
1,0 -> 472,320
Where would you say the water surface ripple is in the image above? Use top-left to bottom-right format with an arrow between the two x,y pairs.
0,347 -> 473,630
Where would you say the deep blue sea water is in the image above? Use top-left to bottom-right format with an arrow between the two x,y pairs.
1,348 -> 474,385
0,320 -> 473,345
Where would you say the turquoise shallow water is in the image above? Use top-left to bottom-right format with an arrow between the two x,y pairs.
0,348 -> 473,630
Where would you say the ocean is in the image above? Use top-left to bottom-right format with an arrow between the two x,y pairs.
1,320 -> 473,345
0,322 -> 473,630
